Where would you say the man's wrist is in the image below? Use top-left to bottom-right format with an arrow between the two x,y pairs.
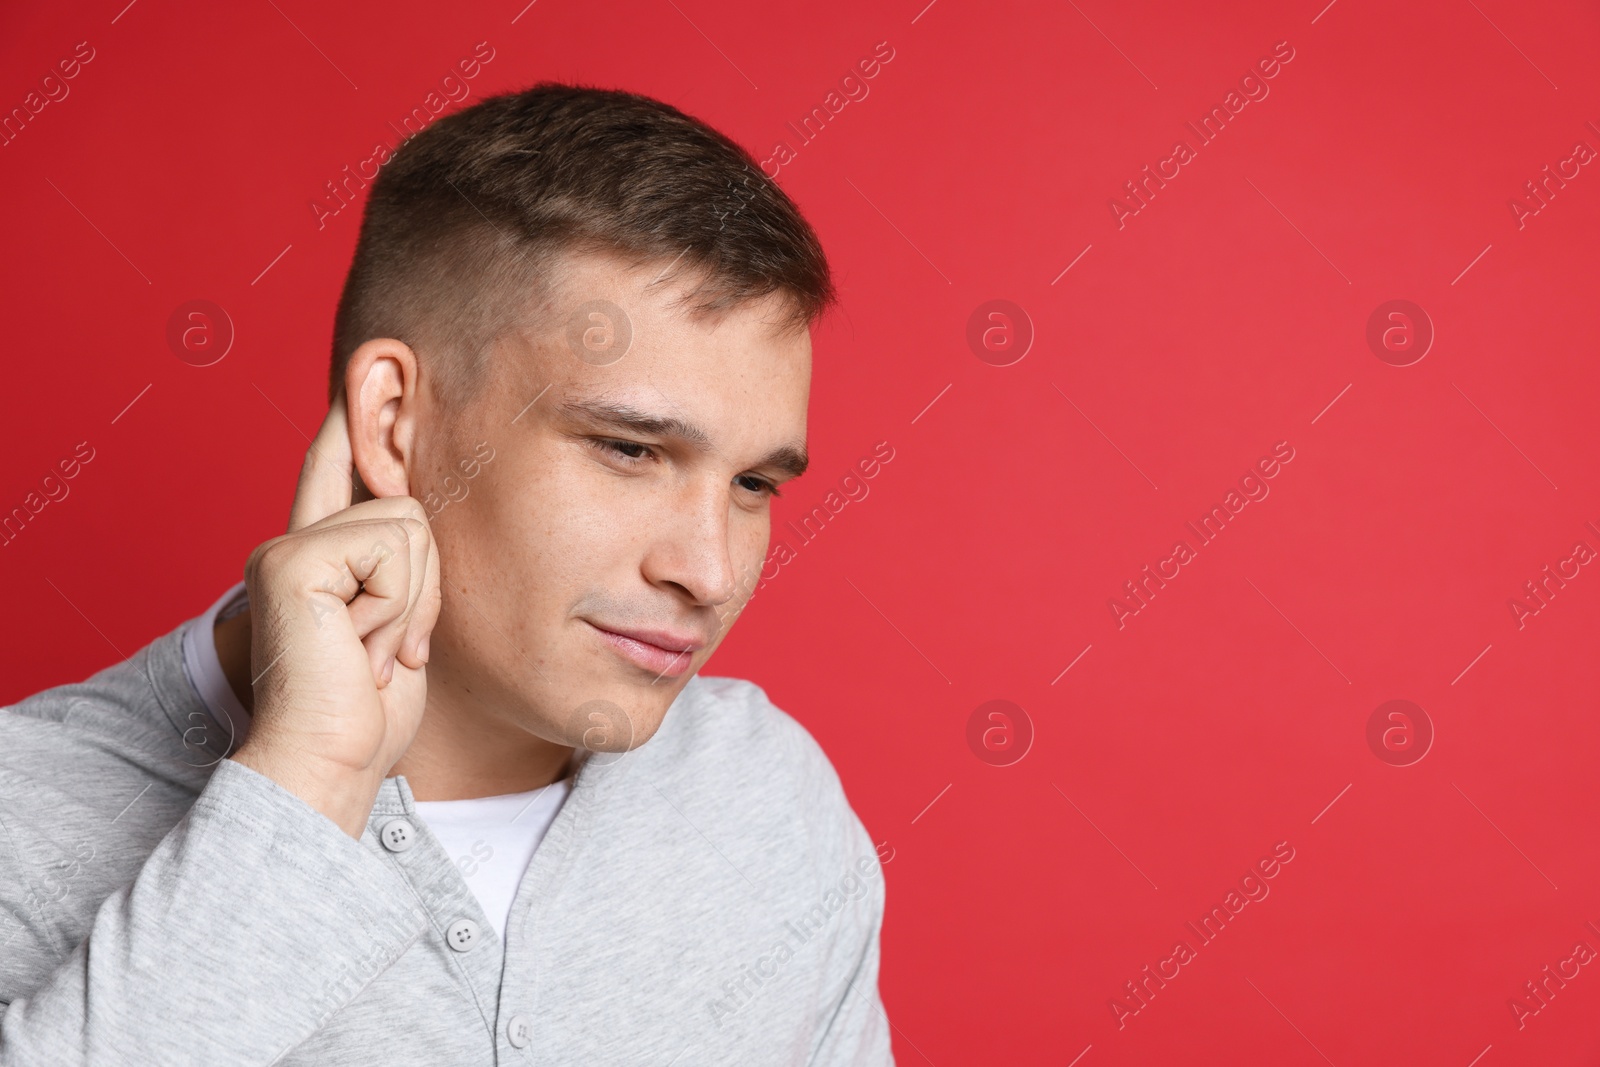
230,741 -> 384,839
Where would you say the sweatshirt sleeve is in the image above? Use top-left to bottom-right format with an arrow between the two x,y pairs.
807,899 -> 894,1065
0,757 -> 428,1066
803,836 -> 895,1067
790,728 -> 894,1067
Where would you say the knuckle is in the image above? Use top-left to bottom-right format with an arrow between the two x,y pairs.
355,535 -> 397,575
394,515 -> 430,549
419,580 -> 443,610
246,535 -> 288,575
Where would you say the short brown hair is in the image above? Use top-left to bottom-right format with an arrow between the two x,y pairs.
329,82 -> 835,410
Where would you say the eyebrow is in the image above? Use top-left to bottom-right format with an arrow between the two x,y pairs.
553,396 -> 809,480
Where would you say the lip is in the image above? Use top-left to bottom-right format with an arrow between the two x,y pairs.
585,620 -> 702,679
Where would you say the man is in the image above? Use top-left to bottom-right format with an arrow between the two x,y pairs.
0,82 -> 892,1065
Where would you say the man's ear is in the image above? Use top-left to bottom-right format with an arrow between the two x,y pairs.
350,466 -> 375,505
344,338 -> 420,501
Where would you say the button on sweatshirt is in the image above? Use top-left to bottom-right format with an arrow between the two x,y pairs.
0,596 -> 893,1065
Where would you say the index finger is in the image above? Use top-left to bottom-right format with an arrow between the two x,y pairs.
287,385 -> 356,534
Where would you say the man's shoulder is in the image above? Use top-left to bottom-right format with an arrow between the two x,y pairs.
0,623 -> 215,987
0,618 -> 218,890
667,673 -> 851,800
0,620 -> 216,790
613,674 -> 887,1056
645,673 -> 876,869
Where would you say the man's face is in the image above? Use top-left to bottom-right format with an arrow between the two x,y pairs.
417,250 -> 811,754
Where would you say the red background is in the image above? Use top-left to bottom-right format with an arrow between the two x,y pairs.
3,0 -> 1598,1062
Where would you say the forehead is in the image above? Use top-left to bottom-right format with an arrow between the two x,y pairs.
489,248 -> 812,449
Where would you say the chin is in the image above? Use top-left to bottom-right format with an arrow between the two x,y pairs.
560,679 -> 683,754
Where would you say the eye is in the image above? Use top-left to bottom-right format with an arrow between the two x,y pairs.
592,438 -> 655,464
736,474 -> 781,498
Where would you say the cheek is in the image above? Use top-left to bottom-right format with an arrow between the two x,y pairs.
468,461 -> 661,602
432,479 -> 579,618
734,512 -> 771,582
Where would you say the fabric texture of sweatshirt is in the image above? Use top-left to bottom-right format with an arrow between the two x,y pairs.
0,598 -> 893,1065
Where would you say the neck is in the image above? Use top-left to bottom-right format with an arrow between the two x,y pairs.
213,608 -> 575,801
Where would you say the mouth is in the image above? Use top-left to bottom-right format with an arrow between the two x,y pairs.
583,620 -> 702,680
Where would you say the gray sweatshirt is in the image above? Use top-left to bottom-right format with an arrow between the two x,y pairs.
0,604 -> 892,1065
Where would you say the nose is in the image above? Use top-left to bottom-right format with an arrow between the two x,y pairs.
641,476 -> 740,609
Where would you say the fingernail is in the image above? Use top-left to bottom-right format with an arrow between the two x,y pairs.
381,656 -> 395,684
418,635 -> 430,663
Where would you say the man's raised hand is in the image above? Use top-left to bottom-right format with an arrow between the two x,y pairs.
231,388 -> 443,837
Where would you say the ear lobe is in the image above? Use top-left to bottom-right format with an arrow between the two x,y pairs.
350,466 -> 375,505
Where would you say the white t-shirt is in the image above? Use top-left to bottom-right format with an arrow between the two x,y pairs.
413,781 -> 569,939
180,580 -> 572,941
